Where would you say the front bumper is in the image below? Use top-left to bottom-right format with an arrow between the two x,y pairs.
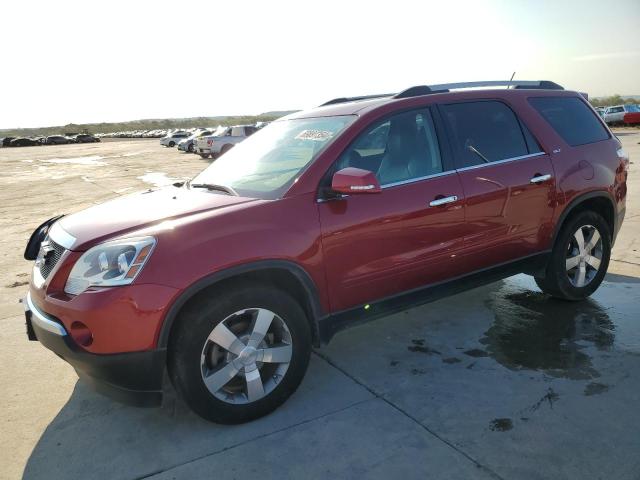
24,292 -> 165,407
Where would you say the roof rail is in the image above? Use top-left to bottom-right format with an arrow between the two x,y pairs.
428,80 -> 564,91
319,80 -> 564,106
320,94 -> 392,107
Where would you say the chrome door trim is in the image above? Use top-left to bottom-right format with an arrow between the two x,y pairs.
429,195 -> 458,207
381,170 -> 455,189
530,174 -> 552,184
455,152 -> 547,173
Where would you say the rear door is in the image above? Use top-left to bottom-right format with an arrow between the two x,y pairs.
318,108 -> 466,312
439,100 -> 556,272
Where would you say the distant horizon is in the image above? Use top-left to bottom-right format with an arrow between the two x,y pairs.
2,92 -> 639,134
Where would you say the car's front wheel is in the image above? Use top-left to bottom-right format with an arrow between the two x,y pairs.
168,283 -> 312,424
168,141 -> 175,147
535,210 -> 611,300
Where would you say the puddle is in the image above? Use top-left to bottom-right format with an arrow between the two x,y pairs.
584,382 -> 609,396
137,172 -> 178,187
481,281 -> 614,380
42,156 -> 107,166
489,418 -> 513,432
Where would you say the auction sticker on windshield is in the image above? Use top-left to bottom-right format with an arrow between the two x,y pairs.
295,129 -> 334,141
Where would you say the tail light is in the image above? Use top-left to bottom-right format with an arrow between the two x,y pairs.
617,148 -> 629,171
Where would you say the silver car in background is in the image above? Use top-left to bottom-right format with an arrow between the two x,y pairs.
160,131 -> 190,147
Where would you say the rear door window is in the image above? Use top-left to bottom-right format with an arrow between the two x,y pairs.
529,97 -> 609,146
441,101 -> 529,168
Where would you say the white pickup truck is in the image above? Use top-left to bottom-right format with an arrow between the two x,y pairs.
195,125 -> 258,159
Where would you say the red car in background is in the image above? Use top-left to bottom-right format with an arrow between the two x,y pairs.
24,80 -> 628,423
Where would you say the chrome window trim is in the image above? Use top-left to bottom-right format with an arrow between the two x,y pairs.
49,222 -> 77,250
25,292 -> 67,336
455,152 -> 547,173
381,170 -> 454,189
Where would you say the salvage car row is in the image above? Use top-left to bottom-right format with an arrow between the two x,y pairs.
0,134 -> 100,148
595,104 -> 640,125
160,123 -> 265,159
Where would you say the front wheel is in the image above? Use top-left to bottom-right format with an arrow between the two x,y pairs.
535,211 -> 611,301
168,284 -> 312,424
168,141 -> 175,147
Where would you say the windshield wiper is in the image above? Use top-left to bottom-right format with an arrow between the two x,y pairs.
189,182 -> 238,196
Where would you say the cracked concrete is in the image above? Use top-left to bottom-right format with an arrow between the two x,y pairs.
1,132 -> 639,479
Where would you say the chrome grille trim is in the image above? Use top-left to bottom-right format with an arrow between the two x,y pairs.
38,240 -> 65,280
49,222 -> 77,250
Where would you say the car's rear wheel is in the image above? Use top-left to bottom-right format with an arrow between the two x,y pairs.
535,210 -> 610,301
220,144 -> 233,156
168,283 -> 312,424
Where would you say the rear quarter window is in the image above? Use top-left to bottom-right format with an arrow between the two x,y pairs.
529,97 -> 609,147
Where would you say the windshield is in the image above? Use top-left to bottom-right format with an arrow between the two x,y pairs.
191,115 -> 355,199
625,104 -> 640,113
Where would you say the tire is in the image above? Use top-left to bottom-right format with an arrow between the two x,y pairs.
199,153 -> 210,159
168,283 -> 312,424
535,210 -> 611,301
220,144 -> 233,156
168,141 -> 175,147
188,143 -> 194,153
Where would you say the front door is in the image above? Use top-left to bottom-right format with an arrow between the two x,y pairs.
317,108 -> 466,312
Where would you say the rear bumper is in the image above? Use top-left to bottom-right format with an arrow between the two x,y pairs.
25,292 -> 165,407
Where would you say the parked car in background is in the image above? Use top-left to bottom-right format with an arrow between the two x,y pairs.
46,135 -> 71,145
604,104 -> 640,125
178,130 -> 215,153
160,131 -> 190,147
9,137 -> 39,147
1,137 -> 16,147
195,125 -> 258,159
594,107 -> 606,119
23,80 -> 628,424
74,134 -> 100,143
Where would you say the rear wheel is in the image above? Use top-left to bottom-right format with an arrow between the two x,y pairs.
220,144 -> 233,156
535,211 -> 610,300
168,284 -> 312,424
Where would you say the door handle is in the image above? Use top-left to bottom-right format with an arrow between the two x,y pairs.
530,174 -> 552,184
429,195 -> 458,207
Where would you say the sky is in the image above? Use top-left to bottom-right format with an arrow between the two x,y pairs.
0,0 -> 638,129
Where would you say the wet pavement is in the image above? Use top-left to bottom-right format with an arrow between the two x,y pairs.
1,134 -> 639,479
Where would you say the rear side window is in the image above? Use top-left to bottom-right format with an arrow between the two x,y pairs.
441,101 -> 529,167
529,97 -> 609,147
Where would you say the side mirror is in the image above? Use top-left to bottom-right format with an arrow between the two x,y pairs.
331,167 -> 381,195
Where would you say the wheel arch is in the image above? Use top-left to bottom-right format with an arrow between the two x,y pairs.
552,191 -> 616,246
157,260 -> 325,350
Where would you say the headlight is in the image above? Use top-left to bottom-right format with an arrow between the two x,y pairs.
64,237 -> 156,295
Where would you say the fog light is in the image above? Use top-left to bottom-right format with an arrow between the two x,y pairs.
70,321 -> 93,347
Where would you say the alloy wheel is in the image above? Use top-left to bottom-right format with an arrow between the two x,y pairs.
200,308 -> 293,404
565,224 -> 603,287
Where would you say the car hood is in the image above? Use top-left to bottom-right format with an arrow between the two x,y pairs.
58,186 -> 259,250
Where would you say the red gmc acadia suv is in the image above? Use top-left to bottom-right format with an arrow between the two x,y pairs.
24,80 -> 628,423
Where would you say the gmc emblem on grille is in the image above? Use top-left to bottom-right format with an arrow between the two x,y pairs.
34,241 -> 55,269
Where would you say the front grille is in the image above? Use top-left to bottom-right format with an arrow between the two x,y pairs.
39,239 -> 65,280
